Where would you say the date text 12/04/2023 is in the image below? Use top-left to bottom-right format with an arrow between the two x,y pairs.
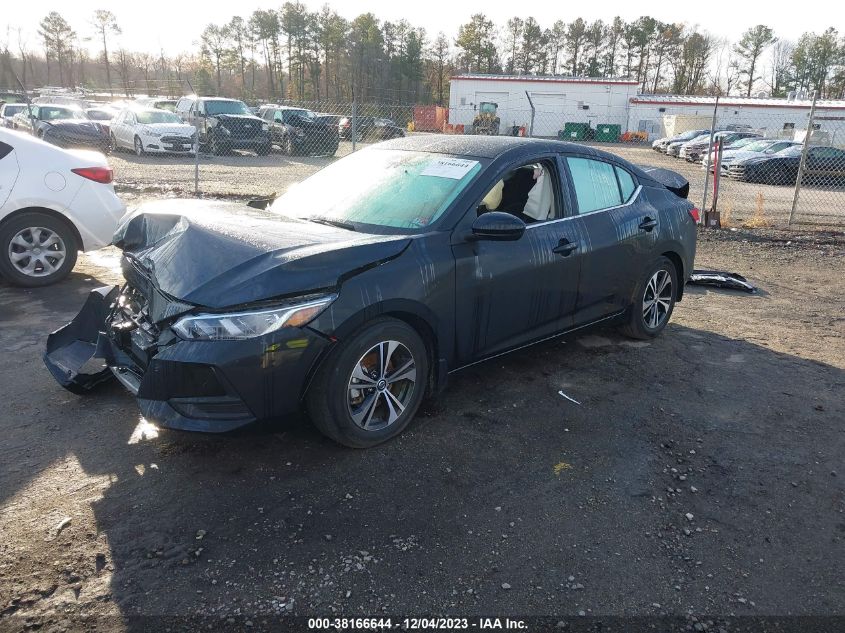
307,618 -> 528,629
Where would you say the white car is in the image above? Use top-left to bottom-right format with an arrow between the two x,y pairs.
0,128 -> 126,286
109,107 -> 196,156
1,103 -> 27,128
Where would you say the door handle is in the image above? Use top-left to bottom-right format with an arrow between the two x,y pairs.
639,217 -> 658,232
552,239 -> 579,256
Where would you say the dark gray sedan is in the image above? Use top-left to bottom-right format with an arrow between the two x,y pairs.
45,136 -> 697,447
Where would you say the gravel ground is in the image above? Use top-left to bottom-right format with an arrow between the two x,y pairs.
1,224 -> 843,631
110,138 -> 845,229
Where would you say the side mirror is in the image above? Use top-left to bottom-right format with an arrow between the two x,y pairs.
470,211 -> 526,241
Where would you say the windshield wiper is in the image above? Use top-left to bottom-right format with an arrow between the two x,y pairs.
308,217 -> 356,231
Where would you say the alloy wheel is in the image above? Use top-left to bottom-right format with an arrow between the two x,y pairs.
642,269 -> 673,329
7,227 -> 67,278
347,340 -> 417,431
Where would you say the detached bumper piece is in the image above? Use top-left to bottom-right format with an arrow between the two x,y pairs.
44,286 -> 122,394
688,270 -> 757,293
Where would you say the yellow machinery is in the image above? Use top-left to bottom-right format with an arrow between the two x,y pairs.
472,102 -> 501,136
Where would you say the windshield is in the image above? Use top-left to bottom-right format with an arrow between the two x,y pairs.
687,134 -> 710,144
724,138 -> 759,149
282,109 -> 314,123
676,130 -> 705,141
155,101 -> 177,112
86,109 -> 113,121
270,149 -> 483,230
41,106 -> 86,121
136,110 -> 182,124
736,140 -> 772,152
2,105 -> 25,116
204,100 -> 251,116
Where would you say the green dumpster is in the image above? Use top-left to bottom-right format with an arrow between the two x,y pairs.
560,122 -> 590,141
595,123 -> 621,142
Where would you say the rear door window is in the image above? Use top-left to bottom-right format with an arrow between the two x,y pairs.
615,167 -> 637,202
566,157 -> 623,214
0,141 -> 12,160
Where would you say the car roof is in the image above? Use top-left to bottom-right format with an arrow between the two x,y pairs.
201,97 -> 243,102
376,135 -> 624,160
262,105 -> 309,111
130,106 -> 178,113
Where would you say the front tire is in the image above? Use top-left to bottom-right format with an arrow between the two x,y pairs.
620,256 -> 678,340
0,212 -> 79,287
306,317 -> 429,448
134,136 -> 145,157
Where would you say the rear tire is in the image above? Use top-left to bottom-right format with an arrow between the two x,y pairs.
620,256 -> 678,340
0,212 -> 79,287
306,317 -> 429,448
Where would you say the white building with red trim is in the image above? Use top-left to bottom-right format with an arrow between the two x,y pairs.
448,74 -> 845,143
627,95 -> 845,143
448,74 -> 640,137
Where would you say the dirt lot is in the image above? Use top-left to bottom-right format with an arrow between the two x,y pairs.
1,226 -> 844,631
110,138 -> 845,229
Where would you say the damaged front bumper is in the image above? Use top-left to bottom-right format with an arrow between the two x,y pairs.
44,285 -> 331,433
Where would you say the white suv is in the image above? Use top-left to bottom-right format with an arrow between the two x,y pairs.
0,128 -> 126,286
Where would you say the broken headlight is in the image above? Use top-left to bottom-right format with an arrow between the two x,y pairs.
171,295 -> 335,341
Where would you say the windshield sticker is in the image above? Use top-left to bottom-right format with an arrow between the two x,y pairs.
420,158 -> 479,180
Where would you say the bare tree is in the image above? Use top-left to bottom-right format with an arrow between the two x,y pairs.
92,10 -> 121,95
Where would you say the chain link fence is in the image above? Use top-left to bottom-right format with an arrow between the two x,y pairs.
103,96 -> 845,229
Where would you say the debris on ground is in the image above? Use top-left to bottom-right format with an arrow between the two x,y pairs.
558,390 -> 581,405
688,270 -> 756,293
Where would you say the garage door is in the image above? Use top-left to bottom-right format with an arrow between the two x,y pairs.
528,93 -> 569,137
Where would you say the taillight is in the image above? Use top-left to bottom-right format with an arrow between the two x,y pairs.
71,167 -> 113,184
688,207 -> 701,223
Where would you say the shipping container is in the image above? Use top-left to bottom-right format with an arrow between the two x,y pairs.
413,105 -> 448,132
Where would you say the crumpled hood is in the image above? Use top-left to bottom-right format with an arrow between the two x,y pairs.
114,199 -> 411,311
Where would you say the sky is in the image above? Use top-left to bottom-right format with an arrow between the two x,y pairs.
2,0 -> 843,57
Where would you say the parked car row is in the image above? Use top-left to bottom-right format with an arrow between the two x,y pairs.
652,128 -> 845,186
